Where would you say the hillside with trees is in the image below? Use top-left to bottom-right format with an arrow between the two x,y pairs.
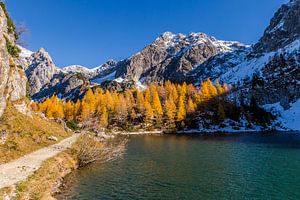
32,80 -> 273,133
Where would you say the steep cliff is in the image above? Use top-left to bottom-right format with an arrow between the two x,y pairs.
0,3 -> 27,117
219,0 -> 300,108
25,48 -> 61,96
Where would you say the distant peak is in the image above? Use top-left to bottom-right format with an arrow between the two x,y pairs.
35,48 -> 51,58
158,32 -> 212,43
105,59 -> 117,65
37,48 -> 46,53
188,32 -> 207,37
30,47 -> 55,65
158,32 -> 176,42
161,31 -> 174,37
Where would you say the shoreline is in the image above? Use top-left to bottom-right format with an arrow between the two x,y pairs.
1,129 -> 299,199
114,130 -> 163,135
0,134 -> 80,189
0,133 -> 127,199
113,129 -> 299,136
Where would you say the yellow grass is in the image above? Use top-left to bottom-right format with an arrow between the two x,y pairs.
10,135 -> 95,200
14,149 -> 78,200
0,104 -> 70,164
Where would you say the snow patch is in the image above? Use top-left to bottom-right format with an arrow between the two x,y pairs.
179,119 -> 263,134
157,32 -> 247,56
221,39 -> 300,84
264,100 -> 300,131
221,52 -> 275,83
62,65 -> 92,74
136,79 -> 147,90
92,71 -> 116,84
114,77 -> 124,83
17,45 -> 34,58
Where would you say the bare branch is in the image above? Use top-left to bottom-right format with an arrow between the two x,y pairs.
16,23 -> 29,46
76,135 -> 128,167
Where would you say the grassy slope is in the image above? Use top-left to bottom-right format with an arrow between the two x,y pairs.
0,148 -> 78,200
15,149 -> 78,200
0,105 -> 71,164
0,136 -> 85,200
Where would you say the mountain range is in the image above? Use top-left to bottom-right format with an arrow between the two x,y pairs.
1,0 -> 299,130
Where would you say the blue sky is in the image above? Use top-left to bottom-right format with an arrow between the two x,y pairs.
7,0 -> 286,67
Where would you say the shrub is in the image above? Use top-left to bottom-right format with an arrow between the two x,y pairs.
0,2 -> 18,39
66,120 -> 80,131
26,81 -> 31,99
4,36 -> 21,57
76,72 -> 86,81
75,135 -> 127,167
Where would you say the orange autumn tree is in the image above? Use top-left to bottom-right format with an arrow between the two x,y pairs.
150,85 -> 163,120
80,88 -> 96,120
35,79 -> 230,131
64,100 -> 75,121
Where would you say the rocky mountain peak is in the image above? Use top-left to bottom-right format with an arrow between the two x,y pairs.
115,31 -> 247,83
155,32 -> 245,55
253,0 -> 300,54
25,47 -> 61,96
94,59 -> 117,71
32,48 -> 54,64
160,31 -> 175,40
104,59 -> 117,66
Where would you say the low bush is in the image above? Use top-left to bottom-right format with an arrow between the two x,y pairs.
4,36 -> 21,57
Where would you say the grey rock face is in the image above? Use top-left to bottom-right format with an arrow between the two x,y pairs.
20,31 -> 246,99
19,43 -> 118,100
25,48 -> 61,96
213,0 -> 300,108
237,50 -> 300,109
91,60 -> 117,81
115,32 -> 245,83
242,0 -> 300,107
32,73 -> 86,100
253,0 -> 300,54
187,46 -> 251,84
6,68 -> 27,101
0,6 -> 10,116
0,5 -> 27,117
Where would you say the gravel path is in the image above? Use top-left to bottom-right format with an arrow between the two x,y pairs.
0,134 -> 80,189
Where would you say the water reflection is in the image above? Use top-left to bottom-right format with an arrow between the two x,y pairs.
57,132 -> 300,200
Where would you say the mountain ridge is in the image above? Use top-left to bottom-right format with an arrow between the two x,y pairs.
17,0 -> 300,130
19,31 -> 248,97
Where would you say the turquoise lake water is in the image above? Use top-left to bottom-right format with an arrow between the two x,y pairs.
57,132 -> 300,200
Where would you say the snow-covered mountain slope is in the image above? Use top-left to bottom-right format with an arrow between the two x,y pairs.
90,60 -> 117,83
188,46 -> 251,84
220,39 -> 300,84
92,71 -> 116,84
62,65 -> 95,76
219,0 -> 300,116
264,100 -> 300,131
17,45 -> 33,58
115,32 -> 247,83
189,0 -> 299,131
156,32 -> 244,55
